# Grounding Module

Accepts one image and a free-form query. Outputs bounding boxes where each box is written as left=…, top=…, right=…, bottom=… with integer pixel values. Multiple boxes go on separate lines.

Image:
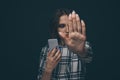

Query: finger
left=53, top=49, right=60, bottom=60
left=56, top=50, right=61, bottom=61
left=72, top=10, right=77, bottom=32
left=56, top=56, right=61, bottom=63
left=47, top=48, right=54, bottom=56
left=76, top=14, right=82, bottom=33
left=66, top=24, right=69, bottom=33
left=81, top=20, right=86, bottom=36
left=50, top=48, right=57, bottom=57
left=68, top=13, right=72, bottom=32
left=47, top=51, right=51, bottom=57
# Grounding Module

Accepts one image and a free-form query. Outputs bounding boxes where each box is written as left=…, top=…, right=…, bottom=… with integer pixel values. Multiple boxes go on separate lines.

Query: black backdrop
left=1, top=0, right=120, bottom=80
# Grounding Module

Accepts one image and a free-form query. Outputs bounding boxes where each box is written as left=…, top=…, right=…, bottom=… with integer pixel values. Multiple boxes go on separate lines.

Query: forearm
left=41, top=70, right=52, bottom=80
left=78, top=41, right=93, bottom=63
left=77, top=41, right=92, bottom=57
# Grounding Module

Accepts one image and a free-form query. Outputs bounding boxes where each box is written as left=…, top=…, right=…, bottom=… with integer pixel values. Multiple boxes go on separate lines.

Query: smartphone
left=48, top=39, right=58, bottom=51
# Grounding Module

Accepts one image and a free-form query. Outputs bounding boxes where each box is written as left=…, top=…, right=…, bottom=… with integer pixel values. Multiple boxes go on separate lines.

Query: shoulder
left=41, top=44, right=48, bottom=51
left=40, top=44, right=49, bottom=56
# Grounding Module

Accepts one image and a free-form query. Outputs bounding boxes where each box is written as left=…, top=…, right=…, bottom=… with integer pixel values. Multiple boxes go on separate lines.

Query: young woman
left=37, top=9, right=93, bottom=80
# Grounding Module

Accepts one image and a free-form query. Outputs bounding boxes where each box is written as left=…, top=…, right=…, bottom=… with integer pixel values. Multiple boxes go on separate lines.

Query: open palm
left=59, top=11, right=86, bottom=53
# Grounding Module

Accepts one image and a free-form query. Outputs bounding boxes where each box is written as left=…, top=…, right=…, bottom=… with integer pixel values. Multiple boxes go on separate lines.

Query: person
left=37, top=9, right=93, bottom=80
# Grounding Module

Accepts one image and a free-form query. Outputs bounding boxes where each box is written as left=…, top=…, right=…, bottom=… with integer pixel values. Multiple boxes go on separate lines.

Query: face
left=58, top=15, right=69, bottom=33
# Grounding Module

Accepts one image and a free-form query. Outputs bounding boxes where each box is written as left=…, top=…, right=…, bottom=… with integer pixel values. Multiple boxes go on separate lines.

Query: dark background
left=1, top=0, right=120, bottom=80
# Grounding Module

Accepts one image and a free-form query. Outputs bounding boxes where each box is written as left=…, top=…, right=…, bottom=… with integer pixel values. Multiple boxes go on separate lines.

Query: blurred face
left=58, top=15, right=69, bottom=34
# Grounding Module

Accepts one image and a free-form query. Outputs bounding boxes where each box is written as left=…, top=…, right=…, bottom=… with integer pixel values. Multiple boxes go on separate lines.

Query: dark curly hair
left=49, top=8, right=71, bottom=44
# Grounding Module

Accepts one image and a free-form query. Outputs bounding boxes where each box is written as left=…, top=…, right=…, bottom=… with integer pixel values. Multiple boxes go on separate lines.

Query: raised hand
left=59, top=11, right=86, bottom=54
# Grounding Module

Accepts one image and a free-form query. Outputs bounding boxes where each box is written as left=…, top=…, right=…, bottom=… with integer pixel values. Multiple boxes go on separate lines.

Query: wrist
left=76, top=45, right=85, bottom=53
left=76, top=47, right=87, bottom=57
left=45, top=68, right=53, bottom=74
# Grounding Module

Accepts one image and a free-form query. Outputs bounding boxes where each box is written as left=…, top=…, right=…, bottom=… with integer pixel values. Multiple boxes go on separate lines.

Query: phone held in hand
left=48, top=39, right=59, bottom=51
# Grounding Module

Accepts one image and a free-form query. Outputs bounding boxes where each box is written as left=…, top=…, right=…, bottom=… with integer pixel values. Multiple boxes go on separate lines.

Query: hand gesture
left=59, top=11, right=86, bottom=53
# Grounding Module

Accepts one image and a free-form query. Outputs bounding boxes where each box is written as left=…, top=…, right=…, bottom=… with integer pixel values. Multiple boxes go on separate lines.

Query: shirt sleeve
left=81, top=41, right=93, bottom=63
left=37, top=46, right=48, bottom=80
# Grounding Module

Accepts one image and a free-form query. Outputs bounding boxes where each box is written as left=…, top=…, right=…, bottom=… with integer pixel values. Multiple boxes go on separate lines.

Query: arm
left=41, top=70, right=52, bottom=80
left=37, top=47, right=52, bottom=80
left=77, top=41, right=93, bottom=63
left=37, top=47, right=61, bottom=80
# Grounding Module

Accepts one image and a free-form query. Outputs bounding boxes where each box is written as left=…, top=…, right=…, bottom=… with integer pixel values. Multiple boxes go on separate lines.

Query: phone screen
left=48, top=39, right=58, bottom=51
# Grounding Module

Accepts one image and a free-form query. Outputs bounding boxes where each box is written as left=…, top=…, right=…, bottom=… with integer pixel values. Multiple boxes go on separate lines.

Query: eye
left=58, top=24, right=66, bottom=28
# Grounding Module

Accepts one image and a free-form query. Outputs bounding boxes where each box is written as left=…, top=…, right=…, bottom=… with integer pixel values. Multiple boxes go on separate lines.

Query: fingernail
left=76, top=14, right=78, bottom=17
left=72, top=10, right=75, bottom=14
left=81, top=20, right=84, bottom=23
left=56, top=46, right=58, bottom=49
left=69, top=13, right=71, bottom=16
left=58, top=32, right=61, bottom=34
left=57, top=46, right=61, bottom=52
left=69, top=13, right=72, bottom=20
left=76, top=14, right=79, bottom=20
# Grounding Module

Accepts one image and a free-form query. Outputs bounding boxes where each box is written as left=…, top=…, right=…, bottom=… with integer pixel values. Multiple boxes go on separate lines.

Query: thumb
left=58, top=32, right=68, bottom=41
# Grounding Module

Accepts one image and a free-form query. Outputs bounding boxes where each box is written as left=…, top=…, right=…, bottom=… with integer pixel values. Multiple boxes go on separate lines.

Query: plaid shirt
left=37, top=41, right=93, bottom=80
